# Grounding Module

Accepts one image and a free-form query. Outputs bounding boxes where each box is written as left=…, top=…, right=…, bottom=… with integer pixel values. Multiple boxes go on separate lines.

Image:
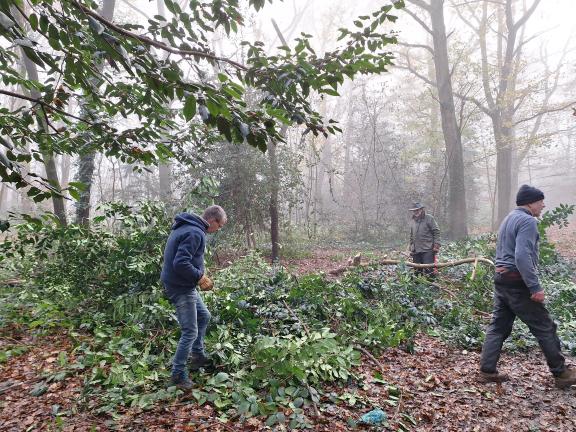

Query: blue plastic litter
left=359, top=408, right=387, bottom=425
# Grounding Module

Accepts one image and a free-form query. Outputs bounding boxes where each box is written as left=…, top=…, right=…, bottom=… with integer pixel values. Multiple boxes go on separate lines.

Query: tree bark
left=428, top=0, right=468, bottom=239
left=75, top=0, right=116, bottom=226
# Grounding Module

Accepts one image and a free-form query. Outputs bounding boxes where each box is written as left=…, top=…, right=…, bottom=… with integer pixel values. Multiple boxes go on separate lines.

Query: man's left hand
left=198, top=275, right=214, bottom=291
left=433, top=244, right=440, bottom=253
left=531, top=291, right=545, bottom=303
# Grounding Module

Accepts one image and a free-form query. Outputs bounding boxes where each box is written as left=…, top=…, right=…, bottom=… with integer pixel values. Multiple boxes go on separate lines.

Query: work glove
left=433, top=244, right=441, bottom=253
left=198, top=275, right=214, bottom=291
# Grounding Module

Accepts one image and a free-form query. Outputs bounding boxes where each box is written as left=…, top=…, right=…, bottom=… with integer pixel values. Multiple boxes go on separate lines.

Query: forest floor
left=2, top=226, right=576, bottom=431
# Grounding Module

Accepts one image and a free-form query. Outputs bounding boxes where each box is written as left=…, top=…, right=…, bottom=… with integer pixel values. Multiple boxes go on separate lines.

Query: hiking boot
left=189, top=352, right=214, bottom=371
left=555, top=368, right=576, bottom=389
left=478, top=371, right=510, bottom=384
left=170, top=373, right=193, bottom=390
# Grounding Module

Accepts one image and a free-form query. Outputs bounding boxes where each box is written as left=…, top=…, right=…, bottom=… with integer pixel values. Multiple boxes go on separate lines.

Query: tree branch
left=0, top=89, right=96, bottom=125
left=70, top=0, right=248, bottom=71
left=514, top=102, right=575, bottom=126
left=406, top=0, right=431, bottom=12
left=514, top=0, right=541, bottom=31
left=453, top=90, right=492, bottom=117
left=397, top=41, right=434, bottom=55
left=395, top=58, right=436, bottom=87
left=402, top=7, right=433, bottom=34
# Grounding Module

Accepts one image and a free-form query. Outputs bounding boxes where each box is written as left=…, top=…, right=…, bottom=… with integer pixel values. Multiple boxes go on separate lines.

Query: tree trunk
left=268, top=139, right=280, bottom=262
left=12, top=4, right=67, bottom=224
left=158, top=163, right=172, bottom=203
left=494, top=117, right=515, bottom=223
left=20, top=53, right=67, bottom=225
left=429, top=0, right=468, bottom=239
left=75, top=0, right=116, bottom=226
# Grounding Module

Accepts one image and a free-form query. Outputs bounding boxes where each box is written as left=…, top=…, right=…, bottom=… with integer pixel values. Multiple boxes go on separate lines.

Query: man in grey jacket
left=479, top=185, right=576, bottom=388
left=408, top=202, right=441, bottom=278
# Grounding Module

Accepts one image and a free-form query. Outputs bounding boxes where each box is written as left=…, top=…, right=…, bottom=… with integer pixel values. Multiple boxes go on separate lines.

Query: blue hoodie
left=160, top=212, right=209, bottom=297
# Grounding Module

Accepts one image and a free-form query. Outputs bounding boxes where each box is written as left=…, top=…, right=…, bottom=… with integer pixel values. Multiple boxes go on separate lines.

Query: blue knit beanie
left=516, top=185, right=544, bottom=206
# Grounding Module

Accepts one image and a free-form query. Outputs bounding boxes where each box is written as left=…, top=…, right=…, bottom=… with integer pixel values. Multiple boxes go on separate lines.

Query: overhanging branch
left=0, top=89, right=96, bottom=125
left=70, top=0, right=248, bottom=71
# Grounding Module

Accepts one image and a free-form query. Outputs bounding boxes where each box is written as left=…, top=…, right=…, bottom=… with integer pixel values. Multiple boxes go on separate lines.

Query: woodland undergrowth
left=1, top=202, right=575, bottom=429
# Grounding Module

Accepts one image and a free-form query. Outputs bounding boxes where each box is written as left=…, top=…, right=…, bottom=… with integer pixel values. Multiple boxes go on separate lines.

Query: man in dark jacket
left=161, top=205, right=227, bottom=389
left=479, top=185, right=576, bottom=388
left=408, top=202, right=441, bottom=277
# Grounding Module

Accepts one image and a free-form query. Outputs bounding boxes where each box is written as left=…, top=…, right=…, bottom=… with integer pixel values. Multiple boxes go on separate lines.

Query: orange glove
left=198, top=275, right=214, bottom=291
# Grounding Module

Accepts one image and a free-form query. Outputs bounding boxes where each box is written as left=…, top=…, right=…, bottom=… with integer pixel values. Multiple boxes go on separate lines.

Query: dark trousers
left=412, top=251, right=436, bottom=277
left=480, top=273, right=565, bottom=376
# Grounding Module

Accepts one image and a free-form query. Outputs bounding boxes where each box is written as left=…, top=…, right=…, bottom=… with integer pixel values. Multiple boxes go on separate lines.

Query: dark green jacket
left=409, top=213, right=440, bottom=253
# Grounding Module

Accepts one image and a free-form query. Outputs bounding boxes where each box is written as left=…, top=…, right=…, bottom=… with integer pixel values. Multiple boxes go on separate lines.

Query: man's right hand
left=531, top=291, right=545, bottom=303
left=198, top=275, right=214, bottom=291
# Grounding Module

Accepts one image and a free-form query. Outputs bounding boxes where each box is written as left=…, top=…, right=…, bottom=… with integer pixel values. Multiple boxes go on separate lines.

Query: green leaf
left=29, top=13, right=38, bottom=31
left=183, top=95, right=197, bottom=121
left=69, top=188, right=80, bottom=201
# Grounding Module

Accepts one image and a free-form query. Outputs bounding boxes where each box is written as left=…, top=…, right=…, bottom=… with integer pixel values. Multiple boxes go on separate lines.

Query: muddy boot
left=478, top=371, right=510, bottom=384
left=189, top=352, right=214, bottom=372
left=170, top=373, right=193, bottom=390
left=555, top=368, right=576, bottom=389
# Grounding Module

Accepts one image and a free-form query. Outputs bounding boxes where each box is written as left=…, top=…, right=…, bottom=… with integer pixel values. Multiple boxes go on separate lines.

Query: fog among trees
left=1, top=0, right=575, bottom=249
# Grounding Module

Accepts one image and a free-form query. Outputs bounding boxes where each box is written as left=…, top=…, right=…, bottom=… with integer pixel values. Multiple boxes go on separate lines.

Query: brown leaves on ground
left=2, top=329, right=576, bottom=431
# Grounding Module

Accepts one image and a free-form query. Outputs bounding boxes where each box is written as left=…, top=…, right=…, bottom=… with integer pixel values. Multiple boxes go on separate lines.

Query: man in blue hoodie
left=161, top=205, right=227, bottom=389
left=479, top=185, right=576, bottom=389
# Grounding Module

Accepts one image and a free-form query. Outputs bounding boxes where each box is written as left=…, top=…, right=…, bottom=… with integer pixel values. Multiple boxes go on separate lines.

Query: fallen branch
left=329, top=255, right=494, bottom=275
left=378, top=257, right=494, bottom=269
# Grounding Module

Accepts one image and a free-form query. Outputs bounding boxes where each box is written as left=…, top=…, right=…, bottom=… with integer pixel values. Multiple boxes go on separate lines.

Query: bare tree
left=402, top=0, right=468, bottom=239
left=453, top=0, right=544, bottom=224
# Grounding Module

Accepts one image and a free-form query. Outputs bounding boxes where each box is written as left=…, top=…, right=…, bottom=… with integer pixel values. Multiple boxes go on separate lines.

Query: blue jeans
left=169, top=290, right=211, bottom=377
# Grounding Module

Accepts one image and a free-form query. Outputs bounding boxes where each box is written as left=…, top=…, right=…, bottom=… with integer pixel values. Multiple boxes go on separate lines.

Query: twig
left=355, top=345, right=385, bottom=376
left=0, top=382, right=24, bottom=395
left=389, top=388, right=404, bottom=425
left=0, top=89, right=96, bottom=125
left=196, top=420, right=236, bottom=432
left=354, top=345, right=405, bottom=425
left=304, top=382, right=321, bottom=418
left=429, top=282, right=458, bottom=299
left=282, top=299, right=311, bottom=337
left=0, top=376, right=44, bottom=395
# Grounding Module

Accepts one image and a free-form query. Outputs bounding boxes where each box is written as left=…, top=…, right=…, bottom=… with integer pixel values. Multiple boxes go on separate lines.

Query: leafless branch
left=402, top=7, right=433, bottom=34
left=397, top=41, right=434, bottom=55
left=514, top=102, right=575, bottom=126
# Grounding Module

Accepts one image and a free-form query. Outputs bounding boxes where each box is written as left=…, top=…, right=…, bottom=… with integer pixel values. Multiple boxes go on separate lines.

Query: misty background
left=1, top=0, right=575, bottom=253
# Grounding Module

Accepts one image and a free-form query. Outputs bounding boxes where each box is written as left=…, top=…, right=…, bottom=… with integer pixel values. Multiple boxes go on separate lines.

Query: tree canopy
left=0, top=0, right=403, bottom=205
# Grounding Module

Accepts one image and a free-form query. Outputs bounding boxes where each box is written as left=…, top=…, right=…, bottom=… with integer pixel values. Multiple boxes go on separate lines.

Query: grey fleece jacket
left=495, top=207, right=542, bottom=294
left=409, top=212, right=441, bottom=253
